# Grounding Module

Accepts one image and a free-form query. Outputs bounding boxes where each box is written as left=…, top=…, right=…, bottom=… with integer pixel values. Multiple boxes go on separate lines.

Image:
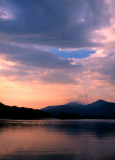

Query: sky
left=0, top=0, right=115, bottom=108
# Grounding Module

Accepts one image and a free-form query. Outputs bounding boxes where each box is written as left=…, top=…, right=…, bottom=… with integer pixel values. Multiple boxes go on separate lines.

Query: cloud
left=0, top=41, right=81, bottom=85
left=41, top=71, right=77, bottom=84
left=0, top=42, right=80, bottom=70
left=96, top=55, right=115, bottom=84
left=75, top=53, right=115, bottom=86
left=0, top=0, right=18, bottom=20
left=0, top=0, right=111, bottom=48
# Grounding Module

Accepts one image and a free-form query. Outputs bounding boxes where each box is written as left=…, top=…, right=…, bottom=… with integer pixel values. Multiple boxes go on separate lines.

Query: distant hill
left=0, top=102, right=52, bottom=119
left=41, top=100, right=115, bottom=119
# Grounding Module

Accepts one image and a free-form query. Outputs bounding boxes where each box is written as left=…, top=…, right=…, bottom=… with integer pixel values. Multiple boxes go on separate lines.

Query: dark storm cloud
left=0, top=0, right=110, bottom=48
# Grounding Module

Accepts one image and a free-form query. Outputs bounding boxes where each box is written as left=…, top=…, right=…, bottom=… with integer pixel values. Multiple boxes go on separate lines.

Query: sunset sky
left=0, top=0, right=115, bottom=108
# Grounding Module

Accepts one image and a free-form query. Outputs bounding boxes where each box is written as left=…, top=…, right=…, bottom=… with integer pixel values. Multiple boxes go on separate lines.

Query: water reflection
left=0, top=119, right=115, bottom=160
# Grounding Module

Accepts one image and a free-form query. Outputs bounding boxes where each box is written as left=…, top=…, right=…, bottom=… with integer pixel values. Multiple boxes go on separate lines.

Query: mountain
left=41, top=102, right=84, bottom=116
left=0, top=102, right=52, bottom=119
left=41, top=100, right=115, bottom=119
left=1, top=99, right=115, bottom=119
left=89, top=99, right=107, bottom=107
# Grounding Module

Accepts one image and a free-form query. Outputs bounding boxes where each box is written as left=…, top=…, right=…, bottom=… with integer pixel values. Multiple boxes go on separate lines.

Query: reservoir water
left=0, top=119, right=115, bottom=160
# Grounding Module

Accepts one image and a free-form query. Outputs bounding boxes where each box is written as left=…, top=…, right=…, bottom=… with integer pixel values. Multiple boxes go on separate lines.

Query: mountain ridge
left=0, top=99, right=115, bottom=119
left=41, top=99, right=115, bottom=119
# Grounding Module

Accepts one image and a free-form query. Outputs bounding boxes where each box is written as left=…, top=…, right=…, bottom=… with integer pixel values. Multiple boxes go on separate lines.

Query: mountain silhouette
left=41, top=100, right=115, bottom=119
left=89, top=99, right=107, bottom=107
left=0, top=102, right=52, bottom=119
left=0, top=99, right=115, bottom=119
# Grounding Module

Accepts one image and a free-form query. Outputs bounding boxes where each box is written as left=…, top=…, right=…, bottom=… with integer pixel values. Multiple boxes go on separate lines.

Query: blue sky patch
left=51, top=48, right=96, bottom=59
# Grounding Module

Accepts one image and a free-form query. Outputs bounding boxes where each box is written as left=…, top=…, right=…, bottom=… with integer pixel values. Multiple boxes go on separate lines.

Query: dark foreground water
left=0, top=119, right=115, bottom=160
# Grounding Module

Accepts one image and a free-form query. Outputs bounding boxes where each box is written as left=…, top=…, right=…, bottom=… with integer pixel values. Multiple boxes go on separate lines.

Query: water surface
left=0, top=119, right=115, bottom=160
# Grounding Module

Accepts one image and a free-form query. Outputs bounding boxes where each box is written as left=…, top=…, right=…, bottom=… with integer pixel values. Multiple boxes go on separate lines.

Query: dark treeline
left=0, top=102, right=52, bottom=119
left=57, top=112, right=80, bottom=119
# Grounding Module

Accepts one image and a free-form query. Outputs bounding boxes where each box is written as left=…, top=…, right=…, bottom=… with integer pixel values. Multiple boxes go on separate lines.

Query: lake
left=0, top=119, right=115, bottom=160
